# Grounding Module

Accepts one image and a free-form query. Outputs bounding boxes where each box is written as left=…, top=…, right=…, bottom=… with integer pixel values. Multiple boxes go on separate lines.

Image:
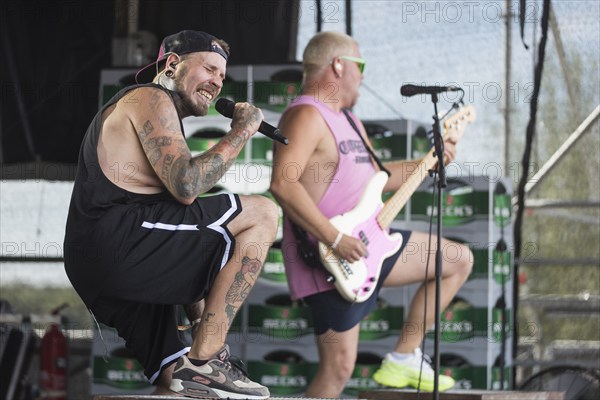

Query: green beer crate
left=246, top=136, right=273, bottom=164
left=422, top=337, right=512, bottom=369
left=342, top=352, right=385, bottom=395
left=470, top=247, right=512, bottom=284
left=381, top=191, right=408, bottom=221
left=186, top=133, right=222, bottom=154
left=206, top=82, right=248, bottom=115
left=260, top=244, right=287, bottom=284
left=252, top=81, right=301, bottom=113
left=440, top=365, right=512, bottom=390
left=371, top=134, right=408, bottom=161
left=426, top=299, right=511, bottom=342
left=411, top=133, right=434, bottom=158
left=411, top=180, right=487, bottom=226
left=247, top=294, right=313, bottom=340
left=363, top=119, right=431, bottom=160
left=247, top=348, right=312, bottom=395
left=430, top=238, right=512, bottom=284
left=186, top=134, right=272, bottom=164
left=91, top=326, right=153, bottom=395
left=359, top=304, right=403, bottom=341
left=409, top=178, right=512, bottom=227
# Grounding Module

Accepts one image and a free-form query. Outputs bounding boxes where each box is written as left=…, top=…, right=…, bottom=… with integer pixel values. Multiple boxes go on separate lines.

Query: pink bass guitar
left=318, top=105, right=476, bottom=302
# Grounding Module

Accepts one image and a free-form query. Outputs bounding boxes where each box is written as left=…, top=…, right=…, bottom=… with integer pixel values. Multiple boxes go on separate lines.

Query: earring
left=165, top=69, right=174, bottom=78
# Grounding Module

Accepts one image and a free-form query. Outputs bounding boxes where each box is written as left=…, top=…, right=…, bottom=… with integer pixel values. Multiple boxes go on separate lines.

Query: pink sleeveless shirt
left=280, top=95, right=376, bottom=300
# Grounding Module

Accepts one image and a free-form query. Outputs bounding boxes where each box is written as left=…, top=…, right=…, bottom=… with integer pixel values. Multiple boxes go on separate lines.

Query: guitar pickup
left=358, top=231, right=370, bottom=258
left=359, top=230, right=370, bottom=246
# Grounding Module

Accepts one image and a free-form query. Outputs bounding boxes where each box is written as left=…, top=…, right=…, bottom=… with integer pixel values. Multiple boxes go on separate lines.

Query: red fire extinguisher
left=40, top=308, right=68, bottom=400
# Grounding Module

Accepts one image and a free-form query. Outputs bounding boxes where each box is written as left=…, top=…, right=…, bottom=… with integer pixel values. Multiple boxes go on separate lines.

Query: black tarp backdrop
left=0, top=0, right=299, bottom=165
left=1, top=1, right=114, bottom=164
left=138, top=1, right=299, bottom=66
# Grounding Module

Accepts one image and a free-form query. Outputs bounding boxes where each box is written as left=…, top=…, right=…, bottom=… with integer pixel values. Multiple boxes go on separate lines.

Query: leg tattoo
left=224, top=256, right=261, bottom=324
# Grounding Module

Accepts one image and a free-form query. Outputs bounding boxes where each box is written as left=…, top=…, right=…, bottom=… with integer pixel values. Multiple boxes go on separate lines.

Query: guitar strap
left=342, top=108, right=391, bottom=177
left=290, top=222, right=325, bottom=270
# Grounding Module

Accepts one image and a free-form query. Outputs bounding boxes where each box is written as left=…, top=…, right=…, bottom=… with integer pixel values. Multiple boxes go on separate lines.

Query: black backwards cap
left=135, top=30, right=229, bottom=84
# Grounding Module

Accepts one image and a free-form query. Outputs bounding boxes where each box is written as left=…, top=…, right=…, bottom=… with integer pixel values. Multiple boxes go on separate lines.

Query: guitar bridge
left=339, top=258, right=353, bottom=277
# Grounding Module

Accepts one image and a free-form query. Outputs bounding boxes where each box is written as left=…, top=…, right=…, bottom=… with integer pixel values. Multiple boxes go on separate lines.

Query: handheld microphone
left=215, top=98, right=289, bottom=145
left=400, top=84, right=462, bottom=97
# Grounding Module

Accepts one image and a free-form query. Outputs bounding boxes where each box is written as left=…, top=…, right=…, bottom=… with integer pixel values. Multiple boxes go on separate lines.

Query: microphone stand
left=429, top=92, right=446, bottom=400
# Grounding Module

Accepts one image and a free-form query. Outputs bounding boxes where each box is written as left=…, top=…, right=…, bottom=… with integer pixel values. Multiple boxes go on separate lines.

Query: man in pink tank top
left=270, top=31, right=473, bottom=396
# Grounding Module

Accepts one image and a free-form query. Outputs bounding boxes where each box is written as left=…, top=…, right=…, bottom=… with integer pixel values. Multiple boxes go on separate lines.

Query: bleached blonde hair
left=302, top=31, right=357, bottom=82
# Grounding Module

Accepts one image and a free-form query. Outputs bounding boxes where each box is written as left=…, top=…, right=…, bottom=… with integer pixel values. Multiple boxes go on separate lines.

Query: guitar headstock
left=443, top=105, right=476, bottom=142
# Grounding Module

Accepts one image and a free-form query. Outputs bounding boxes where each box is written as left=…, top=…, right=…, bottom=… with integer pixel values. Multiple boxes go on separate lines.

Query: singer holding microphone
left=269, top=31, right=473, bottom=397
left=64, top=30, right=274, bottom=399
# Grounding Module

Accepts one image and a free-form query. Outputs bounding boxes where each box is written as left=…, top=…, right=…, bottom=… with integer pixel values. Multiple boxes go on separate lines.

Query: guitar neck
left=376, top=148, right=439, bottom=229
left=375, top=105, right=475, bottom=230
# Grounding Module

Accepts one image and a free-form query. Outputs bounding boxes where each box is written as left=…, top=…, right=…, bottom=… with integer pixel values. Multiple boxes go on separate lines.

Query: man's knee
left=250, top=195, right=280, bottom=232
left=322, top=347, right=356, bottom=384
left=455, top=244, right=474, bottom=279
left=444, top=241, right=474, bottom=277
left=338, top=354, right=357, bottom=382
left=262, top=195, right=280, bottom=223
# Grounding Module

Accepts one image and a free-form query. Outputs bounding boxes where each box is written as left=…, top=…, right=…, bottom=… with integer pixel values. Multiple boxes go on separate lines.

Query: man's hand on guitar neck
left=443, top=138, right=458, bottom=164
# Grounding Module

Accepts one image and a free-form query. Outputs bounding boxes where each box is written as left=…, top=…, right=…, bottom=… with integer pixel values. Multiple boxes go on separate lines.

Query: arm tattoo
left=147, top=90, right=180, bottom=132
left=200, top=153, right=231, bottom=188
left=138, top=120, right=154, bottom=139
left=223, top=131, right=246, bottom=150
left=148, top=90, right=161, bottom=109
left=143, top=136, right=173, bottom=166
left=148, top=149, right=161, bottom=166
left=224, top=256, right=261, bottom=324
left=169, top=156, right=201, bottom=199
left=205, top=312, right=216, bottom=322
left=157, top=122, right=248, bottom=198
left=160, top=153, right=175, bottom=182
left=168, top=152, right=235, bottom=198
left=159, top=115, right=181, bottom=133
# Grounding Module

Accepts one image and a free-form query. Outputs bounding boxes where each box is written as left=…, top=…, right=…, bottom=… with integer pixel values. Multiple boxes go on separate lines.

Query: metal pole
left=524, top=105, right=600, bottom=194
left=345, top=0, right=352, bottom=36
left=504, top=0, right=513, bottom=173
left=549, top=3, right=579, bottom=119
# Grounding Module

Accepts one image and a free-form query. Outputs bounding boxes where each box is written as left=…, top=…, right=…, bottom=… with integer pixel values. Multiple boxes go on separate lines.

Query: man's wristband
left=331, top=231, right=344, bottom=250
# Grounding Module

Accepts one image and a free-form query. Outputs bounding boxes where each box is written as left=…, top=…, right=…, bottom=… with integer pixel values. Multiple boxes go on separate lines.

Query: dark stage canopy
left=0, top=0, right=299, bottom=164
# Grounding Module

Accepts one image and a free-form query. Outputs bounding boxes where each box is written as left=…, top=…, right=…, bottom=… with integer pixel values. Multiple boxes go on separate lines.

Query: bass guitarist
left=270, top=31, right=473, bottom=397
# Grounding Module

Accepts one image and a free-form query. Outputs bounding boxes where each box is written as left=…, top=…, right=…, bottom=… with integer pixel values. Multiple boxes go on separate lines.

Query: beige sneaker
left=169, top=345, right=269, bottom=399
